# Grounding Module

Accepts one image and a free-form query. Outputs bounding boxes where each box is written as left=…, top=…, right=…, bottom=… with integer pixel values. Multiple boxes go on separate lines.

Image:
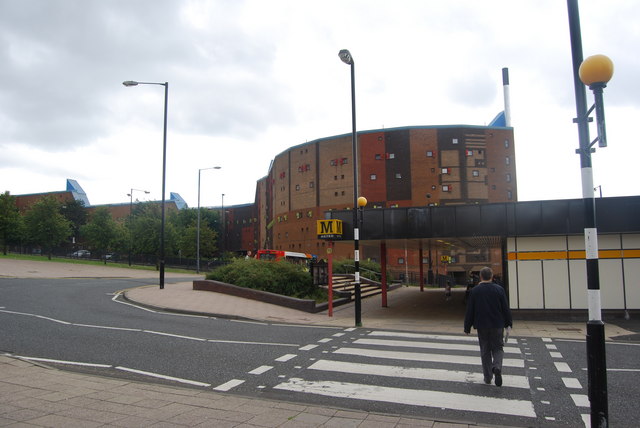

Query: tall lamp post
left=567, top=3, right=614, bottom=425
left=123, top=80, right=169, bottom=289
left=579, top=53, right=614, bottom=428
left=338, top=48, right=365, bottom=327
left=127, top=188, right=149, bottom=266
left=197, top=166, right=221, bottom=273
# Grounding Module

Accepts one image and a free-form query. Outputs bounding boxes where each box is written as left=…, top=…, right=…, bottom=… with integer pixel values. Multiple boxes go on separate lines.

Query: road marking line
left=562, top=377, right=582, bottom=389
left=334, top=347, right=524, bottom=368
left=213, top=379, right=245, bottom=391
left=308, top=359, right=530, bottom=389
left=554, top=362, right=572, bottom=373
left=248, top=365, right=273, bottom=375
left=115, top=366, right=211, bottom=387
left=369, top=331, right=477, bottom=342
left=332, top=333, right=345, bottom=337
left=144, top=330, right=207, bottom=341
left=542, top=338, right=552, bottom=342
left=17, top=356, right=112, bottom=368
left=545, top=344, right=558, bottom=350
left=299, top=344, right=318, bottom=351
left=582, top=414, right=590, bottom=427
left=571, top=394, right=589, bottom=407
left=207, top=339, right=298, bottom=347
left=549, top=352, right=563, bottom=359
left=354, top=338, right=521, bottom=354
left=318, top=338, right=332, bottom=343
left=274, top=378, right=536, bottom=418
left=275, top=354, right=297, bottom=362
left=74, top=324, right=141, bottom=332
left=344, top=327, right=356, bottom=332
left=0, top=309, right=71, bottom=325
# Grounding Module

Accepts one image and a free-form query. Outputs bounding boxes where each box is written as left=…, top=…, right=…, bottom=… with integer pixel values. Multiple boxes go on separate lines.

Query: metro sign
left=317, top=219, right=343, bottom=240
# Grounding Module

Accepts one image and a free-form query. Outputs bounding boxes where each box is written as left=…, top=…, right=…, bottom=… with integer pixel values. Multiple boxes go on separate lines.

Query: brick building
left=224, top=120, right=516, bottom=278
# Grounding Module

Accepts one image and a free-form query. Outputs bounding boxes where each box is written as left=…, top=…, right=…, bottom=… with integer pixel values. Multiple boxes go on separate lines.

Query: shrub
left=207, top=258, right=323, bottom=300
left=332, top=258, right=382, bottom=281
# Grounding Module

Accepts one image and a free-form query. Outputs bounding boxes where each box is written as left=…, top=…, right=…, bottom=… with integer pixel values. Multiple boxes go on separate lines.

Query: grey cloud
left=0, top=0, right=291, bottom=151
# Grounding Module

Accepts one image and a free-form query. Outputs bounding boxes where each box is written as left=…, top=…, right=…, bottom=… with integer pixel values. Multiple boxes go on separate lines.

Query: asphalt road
left=2, top=276, right=638, bottom=427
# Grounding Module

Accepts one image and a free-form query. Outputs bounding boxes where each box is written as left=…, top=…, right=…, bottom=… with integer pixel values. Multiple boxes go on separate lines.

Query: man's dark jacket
left=464, top=281, right=513, bottom=333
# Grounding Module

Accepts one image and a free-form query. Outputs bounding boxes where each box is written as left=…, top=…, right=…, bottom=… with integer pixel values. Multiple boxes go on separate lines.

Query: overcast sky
left=1, top=0, right=638, bottom=208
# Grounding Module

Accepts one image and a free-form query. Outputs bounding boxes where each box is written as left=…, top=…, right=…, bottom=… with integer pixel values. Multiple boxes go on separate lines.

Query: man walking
left=464, top=266, right=512, bottom=386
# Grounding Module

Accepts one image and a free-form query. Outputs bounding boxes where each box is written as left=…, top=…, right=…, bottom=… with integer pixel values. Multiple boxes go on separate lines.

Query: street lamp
left=127, top=188, right=149, bottom=266
left=567, top=4, right=613, bottom=425
left=123, top=80, right=169, bottom=289
left=197, top=166, right=221, bottom=273
left=338, top=48, right=364, bottom=327
left=579, top=53, right=614, bottom=427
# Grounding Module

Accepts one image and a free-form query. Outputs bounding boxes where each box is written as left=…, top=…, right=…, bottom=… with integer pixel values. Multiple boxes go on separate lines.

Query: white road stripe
left=208, top=339, right=298, bottom=347
left=213, top=379, right=245, bottom=391
left=318, top=338, right=332, bottom=343
left=571, top=394, right=589, bottom=407
left=545, top=344, right=558, bottom=350
left=115, top=366, right=211, bottom=387
left=369, top=331, right=477, bottom=342
left=248, top=365, right=273, bottom=375
left=73, top=324, right=141, bottom=332
left=18, top=356, right=111, bottom=368
left=274, top=378, right=536, bottom=418
left=145, top=330, right=207, bottom=341
left=335, top=347, right=525, bottom=368
left=555, top=362, right=572, bottom=373
left=308, top=359, right=530, bottom=389
left=275, top=354, right=297, bottom=362
left=550, top=352, right=563, bottom=359
left=354, top=338, right=521, bottom=355
left=562, top=377, right=582, bottom=389
left=299, top=344, right=318, bottom=351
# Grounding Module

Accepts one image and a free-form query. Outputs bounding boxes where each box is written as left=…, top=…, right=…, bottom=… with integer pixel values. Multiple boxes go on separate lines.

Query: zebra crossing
left=246, top=328, right=539, bottom=424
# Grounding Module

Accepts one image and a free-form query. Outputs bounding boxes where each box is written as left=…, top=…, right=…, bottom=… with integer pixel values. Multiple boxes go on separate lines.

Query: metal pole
left=197, top=169, right=202, bottom=273
left=567, top=1, right=608, bottom=425
left=129, top=191, right=133, bottom=266
left=349, top=59, right=362, bottom=327
left=159, top=82, right=168, bottom=289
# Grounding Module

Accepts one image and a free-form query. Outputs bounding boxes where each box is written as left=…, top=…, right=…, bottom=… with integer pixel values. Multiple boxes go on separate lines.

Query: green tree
left=80, top=207, right=118, bottom=264
left=130, top=203, right=177, bottom=266
left=177, top=224, right=218, bottom=259
left=24, top=195, right=72, bottom=260
left=0, top=192, right=24, bottom=255
left=60, top=198, right=87, bottom=244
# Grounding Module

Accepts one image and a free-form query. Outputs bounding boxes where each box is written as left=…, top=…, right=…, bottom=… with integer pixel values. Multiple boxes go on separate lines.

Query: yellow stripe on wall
left=508, top=249, right=638, bottom=261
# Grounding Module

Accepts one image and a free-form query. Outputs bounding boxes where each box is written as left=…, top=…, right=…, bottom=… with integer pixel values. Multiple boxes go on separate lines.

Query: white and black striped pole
left=567, top=1, right=613, bottom=426
left=502, top=67, right=512, bottom=127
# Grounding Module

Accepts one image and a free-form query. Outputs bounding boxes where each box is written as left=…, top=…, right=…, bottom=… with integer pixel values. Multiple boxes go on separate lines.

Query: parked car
left=72, top=250, right=91, bottom=258
left=103, top=252, right=118, bottom=261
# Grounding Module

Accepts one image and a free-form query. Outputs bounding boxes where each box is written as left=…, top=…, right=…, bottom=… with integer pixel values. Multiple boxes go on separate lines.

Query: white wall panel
left=622, top=234, right=640, bottom=249
left=516, top=236, right=567, bottom=252
left=623, top=259, right=640, bottom=310
left=508, top=260, right=519, bottom=309
left=568, top=235, right=585, bottom=250
left=599, top=259, right=624, bottom=309
left=569, top=260, right=588, bottom=309
left=517, top=261, right=544, bottom=309
left=543, top=260, right=570, bottom=309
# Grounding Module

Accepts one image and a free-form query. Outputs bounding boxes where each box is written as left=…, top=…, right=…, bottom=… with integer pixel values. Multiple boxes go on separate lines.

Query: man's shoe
left=484, top=377, right=492, bottom=384
left=493, top=367, right=502, bottom=387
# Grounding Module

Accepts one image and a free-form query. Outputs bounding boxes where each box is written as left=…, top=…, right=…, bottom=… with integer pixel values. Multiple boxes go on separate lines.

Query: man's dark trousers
left=477, top=328, right=504, bottom=382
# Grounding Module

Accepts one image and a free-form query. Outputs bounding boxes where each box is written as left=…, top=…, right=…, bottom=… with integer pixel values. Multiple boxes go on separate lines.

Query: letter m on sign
left=317, top=220, right=343, bottom=240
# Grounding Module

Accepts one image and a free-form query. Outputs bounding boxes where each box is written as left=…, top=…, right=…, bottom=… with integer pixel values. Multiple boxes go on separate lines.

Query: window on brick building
left=375, top=154, right=382, bottom=160
left=398, top=257, right=405, bottom=264
left=295, top=184, right=300, bottom=191
left=452, top=138, right=458, bottom=144
left=506, top=173, right=512, bottom=182
left=395, top=173, right=402, bottom=179
left=472, top=170, right=480, bottom=177
left=370, top=174, right=377, bottom=180
left=426, top=151, right=434, bottom=157
left=504, top=139, right=510, bottom=148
